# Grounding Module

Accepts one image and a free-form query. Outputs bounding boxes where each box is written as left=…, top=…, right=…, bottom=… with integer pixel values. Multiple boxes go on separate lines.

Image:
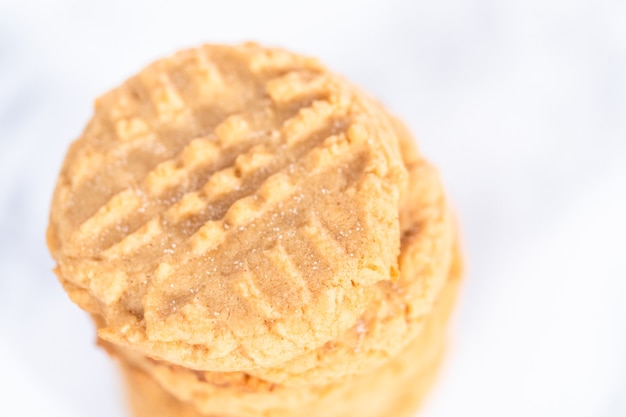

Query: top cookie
left=47, top=43, right=407, bottom=371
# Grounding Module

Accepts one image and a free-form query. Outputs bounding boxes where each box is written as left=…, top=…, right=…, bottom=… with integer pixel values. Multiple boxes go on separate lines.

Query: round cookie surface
left=48, top=43, right=407, bottom=371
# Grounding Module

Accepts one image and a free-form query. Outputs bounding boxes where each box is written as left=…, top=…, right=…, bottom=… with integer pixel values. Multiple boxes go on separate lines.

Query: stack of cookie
left=47, top=43, right=461, bottom=417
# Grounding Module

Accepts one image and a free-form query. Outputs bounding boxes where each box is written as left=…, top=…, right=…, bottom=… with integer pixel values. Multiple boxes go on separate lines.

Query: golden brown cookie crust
left=48, top=43, right=409, bottom=371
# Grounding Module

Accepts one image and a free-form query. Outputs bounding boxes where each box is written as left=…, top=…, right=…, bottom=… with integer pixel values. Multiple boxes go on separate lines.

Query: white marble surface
left=1, top=0, right=625, bottom=416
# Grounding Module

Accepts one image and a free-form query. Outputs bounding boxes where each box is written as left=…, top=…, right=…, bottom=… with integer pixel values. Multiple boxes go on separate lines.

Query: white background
left=0, top=0, right=625, bottom=416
